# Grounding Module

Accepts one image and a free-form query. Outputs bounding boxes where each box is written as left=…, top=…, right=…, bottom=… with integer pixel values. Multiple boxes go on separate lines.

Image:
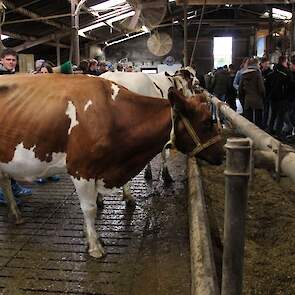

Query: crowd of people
left=207, top=55, right=295, bottom=141
left=74, top=59, right=133, bottom=75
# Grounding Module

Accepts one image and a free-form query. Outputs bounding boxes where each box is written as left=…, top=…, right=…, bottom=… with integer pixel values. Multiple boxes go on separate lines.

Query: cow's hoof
left=97, top=200, right=104, bottom=209
left=144, top=168, right=152, bottom=180
left=125, top=198, right=136, bottom=208
left=15, top=217, right=25, bottom=225
left=89, top=247, right=106, bottom=258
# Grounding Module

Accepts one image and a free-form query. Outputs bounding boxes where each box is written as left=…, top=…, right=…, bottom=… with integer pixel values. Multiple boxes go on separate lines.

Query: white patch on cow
left=84, top=100, right=93, bottom=112
left=66, top=101, right=79, bottom=134
left=71, top=176, right=119, bottom=196
left=0, top=143, right=67, bottom=182
left=111, top=83, right=120, bottom=101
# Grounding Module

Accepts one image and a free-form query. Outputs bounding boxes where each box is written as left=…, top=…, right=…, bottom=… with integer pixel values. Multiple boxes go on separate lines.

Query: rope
left=189, top=0, right=206, bottom=67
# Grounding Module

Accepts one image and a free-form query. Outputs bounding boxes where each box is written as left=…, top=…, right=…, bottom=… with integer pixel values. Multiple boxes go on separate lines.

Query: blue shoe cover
left=11, top=182, right=32, bottom=197
left=48, top=175, right=60, bottom=182
left=0, top=189, right=22, bottom=205
left=35, top=178, right=48, bottom=184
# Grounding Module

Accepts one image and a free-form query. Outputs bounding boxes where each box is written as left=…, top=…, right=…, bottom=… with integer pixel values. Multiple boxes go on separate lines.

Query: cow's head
left=168, top=89, right=224, bottom=165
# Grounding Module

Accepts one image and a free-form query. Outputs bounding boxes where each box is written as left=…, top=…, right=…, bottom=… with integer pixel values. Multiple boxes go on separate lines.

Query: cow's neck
left=111, top=97, right=172, bottom=186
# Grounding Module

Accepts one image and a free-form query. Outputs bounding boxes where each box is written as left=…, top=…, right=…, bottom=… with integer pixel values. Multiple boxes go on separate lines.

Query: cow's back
left=100, top=72, right=161, bottom=98
left=0, top=74, right=111, bottom=164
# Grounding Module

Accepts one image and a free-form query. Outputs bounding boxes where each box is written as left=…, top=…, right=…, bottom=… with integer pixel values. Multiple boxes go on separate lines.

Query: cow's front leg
left=71, top=177, right=105, bottom=258
left=0, top=175, right=24, bottom=224
left=97, top=192, right=104, bottom=208
left=122, top=182, right=135, bottom=207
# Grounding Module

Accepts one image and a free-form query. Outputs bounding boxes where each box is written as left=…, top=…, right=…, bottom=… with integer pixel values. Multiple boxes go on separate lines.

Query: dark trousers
left=269, top=100, right=286, bottom=136
left=226, top=97, right=237, bottom=111
left=244, top=108, right=263, bottom=128
left=262, top=100, right=270, bottom=129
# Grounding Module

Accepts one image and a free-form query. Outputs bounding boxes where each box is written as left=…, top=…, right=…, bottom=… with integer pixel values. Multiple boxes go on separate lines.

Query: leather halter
left=163, top=108, right=221, bottom=157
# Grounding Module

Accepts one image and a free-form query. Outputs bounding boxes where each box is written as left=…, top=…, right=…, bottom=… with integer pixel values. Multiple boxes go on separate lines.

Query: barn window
left=213, top=37, right=232, bottom=69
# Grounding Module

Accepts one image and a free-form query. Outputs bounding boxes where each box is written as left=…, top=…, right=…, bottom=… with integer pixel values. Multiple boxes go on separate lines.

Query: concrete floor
left=0, top=153, right=191, bottom=295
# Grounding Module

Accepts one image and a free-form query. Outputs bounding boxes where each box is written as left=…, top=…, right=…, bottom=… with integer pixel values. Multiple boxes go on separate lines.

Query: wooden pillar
left=268, top=6, right=273, bottom=58
left=183, top=1, right=188, bottom=67
left=56, top=37, right=61, bottom=66
left=291, top=4, right=295, bottom=55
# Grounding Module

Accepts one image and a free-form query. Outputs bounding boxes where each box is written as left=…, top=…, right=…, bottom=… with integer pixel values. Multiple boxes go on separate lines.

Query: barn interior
left=0, top=1, right=295, bottom=295
left=1, top=0, right=294, bottom=74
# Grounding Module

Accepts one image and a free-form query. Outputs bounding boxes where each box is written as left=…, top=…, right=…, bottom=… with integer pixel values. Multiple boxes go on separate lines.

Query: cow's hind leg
left=161, top=150, right=173, bottom=184
left=0, top=175, right=24, bottom=224
left=71, top=177, right=105, bottom=258
left=122, top=182, right=135, bottom=207
left=144, top=162, right=152, bottom=180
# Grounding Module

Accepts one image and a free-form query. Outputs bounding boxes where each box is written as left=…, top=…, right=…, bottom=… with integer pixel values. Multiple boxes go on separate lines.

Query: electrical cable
left=189, top=0, right=206, bottom=67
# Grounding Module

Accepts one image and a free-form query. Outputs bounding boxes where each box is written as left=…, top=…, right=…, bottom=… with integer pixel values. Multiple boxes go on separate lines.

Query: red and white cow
left=0, top=74, right=223, bottom=258
left=100, top=67, right=199, bottom=200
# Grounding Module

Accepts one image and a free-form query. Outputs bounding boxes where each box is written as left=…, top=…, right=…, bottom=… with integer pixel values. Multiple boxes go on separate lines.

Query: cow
left=0, top=74, right=223, bottom=258
left=100, top=67, right=199, bottom=200
left=101, top=66, right=199, bottom=99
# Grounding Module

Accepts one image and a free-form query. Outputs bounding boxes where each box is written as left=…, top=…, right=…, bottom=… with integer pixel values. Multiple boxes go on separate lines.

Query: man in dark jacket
left=284, top=56, right=295, bottom=138
left=239, top=57, right=265, bottom=128
left=260, top=57, right=273, bottom=129
left=267, top=55, right=289, bottom=137
left=210, top=66, right=230, bottom=101
left=0, top=48, right=32, bottom=204
left=226, top=64, right=237, bottom=111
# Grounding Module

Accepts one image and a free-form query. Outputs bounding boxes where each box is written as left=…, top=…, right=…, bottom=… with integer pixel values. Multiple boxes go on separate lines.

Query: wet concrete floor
left=0, top=153, right=190, bottom=295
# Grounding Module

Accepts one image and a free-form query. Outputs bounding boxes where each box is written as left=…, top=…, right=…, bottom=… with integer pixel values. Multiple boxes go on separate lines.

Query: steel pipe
left=221, top=138, right=251, bottom=295
left=207, top=92, right=295, bottom=184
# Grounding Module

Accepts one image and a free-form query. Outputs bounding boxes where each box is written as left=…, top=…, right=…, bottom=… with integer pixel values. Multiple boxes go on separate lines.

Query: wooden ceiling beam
left=176, top=0, right=295, bottom=4
left=2, top=31, right=70, bottom=49
left=13, top=32, right=70, bottom=52
left=4, top=1, right=69, bottom=31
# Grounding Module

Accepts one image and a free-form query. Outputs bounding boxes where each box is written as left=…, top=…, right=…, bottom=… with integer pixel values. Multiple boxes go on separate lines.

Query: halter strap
left=179, top=113, right=221, bottom=157
left=163, top=109, right=221, bottom=157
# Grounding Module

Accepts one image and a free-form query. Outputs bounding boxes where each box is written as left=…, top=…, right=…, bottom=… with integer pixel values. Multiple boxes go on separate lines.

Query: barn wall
left=105, top=26, right=251, bottom=75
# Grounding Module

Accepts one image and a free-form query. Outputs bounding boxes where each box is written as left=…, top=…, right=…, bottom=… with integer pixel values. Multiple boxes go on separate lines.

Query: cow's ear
left=165, top=71, right=172, bottom=77
left=168, top=88, right=187, bottom=112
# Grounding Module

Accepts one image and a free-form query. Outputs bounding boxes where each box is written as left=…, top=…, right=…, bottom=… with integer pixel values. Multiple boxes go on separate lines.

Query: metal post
left=221, top=138, right=251, bottom=295
left=183, top=1, right=188, bottom=67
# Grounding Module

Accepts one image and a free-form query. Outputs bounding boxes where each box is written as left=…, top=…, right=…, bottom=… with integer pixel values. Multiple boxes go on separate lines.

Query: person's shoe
left=0, top=188, right=22, bottom=205
left=35, top=178, right=48, bottom=184
left=48, top=175, right=60, bottom=182
left=11, top=182, right=32, bottom=197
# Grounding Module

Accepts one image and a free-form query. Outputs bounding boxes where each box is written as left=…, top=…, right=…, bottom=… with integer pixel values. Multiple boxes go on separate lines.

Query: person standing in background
left=267, top=55, right=290, bottom=138
left=0, top=48, right=32, bottom=204
left=239, top=57, right=265, bottom=128
left=260, top=57, right=273, bottom=129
